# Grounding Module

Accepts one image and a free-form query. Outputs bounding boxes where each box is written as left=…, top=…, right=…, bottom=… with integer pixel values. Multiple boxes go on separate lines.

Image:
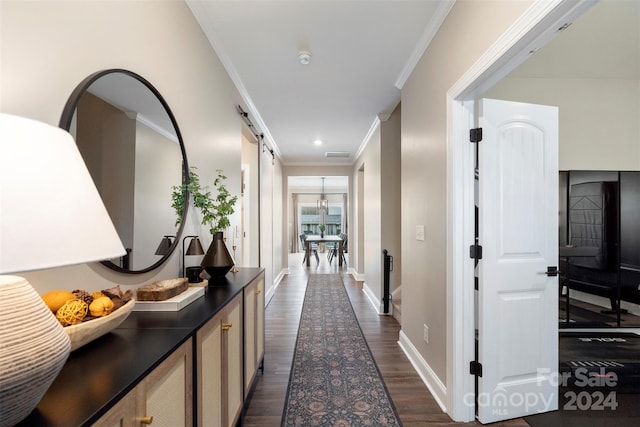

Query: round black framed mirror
left=60, top=69, right=189, bottom=274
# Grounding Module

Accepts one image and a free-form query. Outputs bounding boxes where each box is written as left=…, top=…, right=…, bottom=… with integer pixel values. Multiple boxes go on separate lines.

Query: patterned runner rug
left=281, top=274, right=402, bottom=426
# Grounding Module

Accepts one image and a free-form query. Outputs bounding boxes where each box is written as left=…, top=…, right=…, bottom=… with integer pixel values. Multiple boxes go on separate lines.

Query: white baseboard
left=398, top=330, right=448, bottom=413
left=362, top=282, right=382, bottom=314
left=274, top=269, right=287, bottom=287
left=266, top=268, right=288, bottom=307
left=361, top=281, right=393, bottom=316
left=351, top=270, right=365, bottom=281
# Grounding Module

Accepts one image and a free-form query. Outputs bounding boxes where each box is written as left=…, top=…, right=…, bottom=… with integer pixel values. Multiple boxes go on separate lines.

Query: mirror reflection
left=60, top=69, right=188, bottom=273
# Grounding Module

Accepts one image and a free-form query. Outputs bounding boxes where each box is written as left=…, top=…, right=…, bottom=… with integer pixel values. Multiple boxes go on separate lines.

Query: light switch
left=416, top=225, right=425, bottom=241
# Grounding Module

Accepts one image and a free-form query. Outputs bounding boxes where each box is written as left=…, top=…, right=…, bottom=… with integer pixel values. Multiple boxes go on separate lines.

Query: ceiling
left=186, top=1, right=638, bottom=168
left=187, top=0, right=450, bottom=166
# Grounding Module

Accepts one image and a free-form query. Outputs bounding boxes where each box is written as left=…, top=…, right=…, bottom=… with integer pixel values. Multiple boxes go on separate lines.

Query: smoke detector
left=298, top=51, right=312, bottom=65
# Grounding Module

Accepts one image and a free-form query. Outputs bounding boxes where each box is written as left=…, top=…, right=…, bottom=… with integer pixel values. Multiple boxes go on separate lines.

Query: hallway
left=242, top=253, right=528, bottom=426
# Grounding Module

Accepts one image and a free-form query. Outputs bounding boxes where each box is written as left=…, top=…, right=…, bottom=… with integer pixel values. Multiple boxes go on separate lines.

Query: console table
left=17, top=268, right=265, bottom=427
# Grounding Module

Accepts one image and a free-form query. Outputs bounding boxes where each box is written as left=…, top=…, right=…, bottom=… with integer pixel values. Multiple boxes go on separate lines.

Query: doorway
left=482, top=0, right=640, bottom=331
left=446, top=0, right=600, bottom=422
left=287, top=175, right=349, bottom=266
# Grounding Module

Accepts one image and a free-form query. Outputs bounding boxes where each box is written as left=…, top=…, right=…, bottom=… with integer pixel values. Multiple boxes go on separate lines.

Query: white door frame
left=445, top=0, right=597, bottom=421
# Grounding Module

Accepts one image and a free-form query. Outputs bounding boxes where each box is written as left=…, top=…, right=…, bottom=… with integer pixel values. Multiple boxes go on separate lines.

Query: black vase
left=201, top=231, right=234, bottom=279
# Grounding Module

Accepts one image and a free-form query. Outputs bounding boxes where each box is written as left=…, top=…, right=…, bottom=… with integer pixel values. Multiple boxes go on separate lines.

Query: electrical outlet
left=416, top=225, right=425, bottom=241
left=423, top=324, right=429, bottom=343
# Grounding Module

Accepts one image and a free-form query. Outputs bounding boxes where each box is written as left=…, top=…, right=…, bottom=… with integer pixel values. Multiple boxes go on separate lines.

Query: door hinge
left=470, top=128, right=483, bottom=143
left=470, top=361, right=483, bottom=377
left=469, top=244, right=483, bottom=260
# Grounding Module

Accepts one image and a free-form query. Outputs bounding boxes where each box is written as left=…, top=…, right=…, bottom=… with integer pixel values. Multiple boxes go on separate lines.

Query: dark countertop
left=17, top=268, right=264, bottom=427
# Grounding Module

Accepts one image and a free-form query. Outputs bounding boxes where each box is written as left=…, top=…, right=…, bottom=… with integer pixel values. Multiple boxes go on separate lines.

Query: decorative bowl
left=64, top=299, right=135, bottom=351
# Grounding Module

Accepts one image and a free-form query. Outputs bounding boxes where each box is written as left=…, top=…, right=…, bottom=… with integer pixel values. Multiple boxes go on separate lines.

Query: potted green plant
left=318, top=223, right=326, bottom=238
left=172, top=168, right=238, bottom=279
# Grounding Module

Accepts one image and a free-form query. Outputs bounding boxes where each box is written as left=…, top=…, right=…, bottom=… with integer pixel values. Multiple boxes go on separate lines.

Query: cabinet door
left=255, top=274, right=265, bottom=370
left=224, top=297, right=243, bottom=427
left=197, top=293, right=243, bottom=427
left=93, top=340, right=192, bottom=427
left=243, top=280, right=257, bottom=393
left=197, top=310, right=223, bottom=427
left=244, top=273, right=266, bottom=394
left=136, top=338, right=193, bottom=427
left=93, top=392, right=135, bottom=427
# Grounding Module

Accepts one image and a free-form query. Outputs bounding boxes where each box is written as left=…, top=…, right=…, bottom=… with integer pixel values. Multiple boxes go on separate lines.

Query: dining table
left=304, top=235, right=344, bottom=267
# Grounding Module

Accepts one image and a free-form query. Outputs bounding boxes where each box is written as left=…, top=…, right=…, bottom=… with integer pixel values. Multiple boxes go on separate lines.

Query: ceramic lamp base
left=0, top=276, right=71, bottom=426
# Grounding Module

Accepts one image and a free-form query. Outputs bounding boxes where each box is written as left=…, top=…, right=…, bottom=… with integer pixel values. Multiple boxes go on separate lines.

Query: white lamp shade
left=0, top=113, right=126, bottom=274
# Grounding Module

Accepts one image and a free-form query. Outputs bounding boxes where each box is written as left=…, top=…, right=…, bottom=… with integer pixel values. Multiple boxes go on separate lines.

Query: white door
left=477, top=98, right=559, bottom=423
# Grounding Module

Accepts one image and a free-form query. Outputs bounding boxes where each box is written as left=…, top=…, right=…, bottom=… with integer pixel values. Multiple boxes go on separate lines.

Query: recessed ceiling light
left=298, top=51, right=312, bottom=65
left=313, top=139, right=323, bottom=146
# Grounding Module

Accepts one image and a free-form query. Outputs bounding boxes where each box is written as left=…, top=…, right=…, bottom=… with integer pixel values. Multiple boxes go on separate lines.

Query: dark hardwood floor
left=242, top=252, right=528, bottom=426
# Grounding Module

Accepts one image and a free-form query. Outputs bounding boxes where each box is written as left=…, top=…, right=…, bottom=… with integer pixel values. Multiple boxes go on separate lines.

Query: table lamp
left=0, top=113, right=126, bottom=425
left=155, top=235, right=175, bottom=256
left=183, top=235, right=205, bottom=281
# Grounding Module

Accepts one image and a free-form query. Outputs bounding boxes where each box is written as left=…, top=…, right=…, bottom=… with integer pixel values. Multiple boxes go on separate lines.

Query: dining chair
left=328, top=233, right=347, bottom=264
left=300, top=234, right=319, bottom=264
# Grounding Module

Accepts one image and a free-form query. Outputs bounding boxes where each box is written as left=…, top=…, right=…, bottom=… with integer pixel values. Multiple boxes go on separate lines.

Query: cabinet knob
left=137, top=416, right=153, bottom=424
left=255, top=289, right=262, bottom=295
left=222, top=322, right=232, bottom=330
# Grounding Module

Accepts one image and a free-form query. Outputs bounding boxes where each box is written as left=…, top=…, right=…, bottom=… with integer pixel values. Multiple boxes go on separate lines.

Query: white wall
left=260, top=143, right=282, bottom=302
left=1, top=0, right=245, bottom=293
left=273, top=159, right=284, bottom=289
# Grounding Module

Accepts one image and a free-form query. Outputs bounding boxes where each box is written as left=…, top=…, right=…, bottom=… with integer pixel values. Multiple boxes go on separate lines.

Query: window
left=299, top=203, right=343, bottom=235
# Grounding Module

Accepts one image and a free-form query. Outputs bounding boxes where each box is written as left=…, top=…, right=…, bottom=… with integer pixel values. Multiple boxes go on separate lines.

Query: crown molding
left=186, top=1, right=281, bottom=158
left=395, top=0, right=456, bottom=90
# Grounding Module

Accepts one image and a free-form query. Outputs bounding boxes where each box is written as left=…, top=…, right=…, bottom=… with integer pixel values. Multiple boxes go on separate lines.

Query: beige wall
left=485, top=77, right=640, bottom=170
left=354, top=126, right=382, bottom=301
left=350, top=108, right=403, bottom=310
left=401, top=0, right=534, bottom=385
left=1, top=0, right=246, bottom=293
left=380, top=105, right=402, bottom=298
left=134, top=122, right=181, bottom=271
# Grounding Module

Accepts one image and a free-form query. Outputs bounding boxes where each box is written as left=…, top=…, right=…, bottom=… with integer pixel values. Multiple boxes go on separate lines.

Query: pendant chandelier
left=317, top=177, right=328, bottom=211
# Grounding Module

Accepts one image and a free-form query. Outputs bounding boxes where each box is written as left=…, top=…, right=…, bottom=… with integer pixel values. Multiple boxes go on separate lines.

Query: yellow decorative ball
left=89, top=296, right=114, bottom=317
left=42, top=290, right=77, bottom=313
left=91, top=291, right=106, bottom=300
left=56, top=299, right=88, bottom=326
